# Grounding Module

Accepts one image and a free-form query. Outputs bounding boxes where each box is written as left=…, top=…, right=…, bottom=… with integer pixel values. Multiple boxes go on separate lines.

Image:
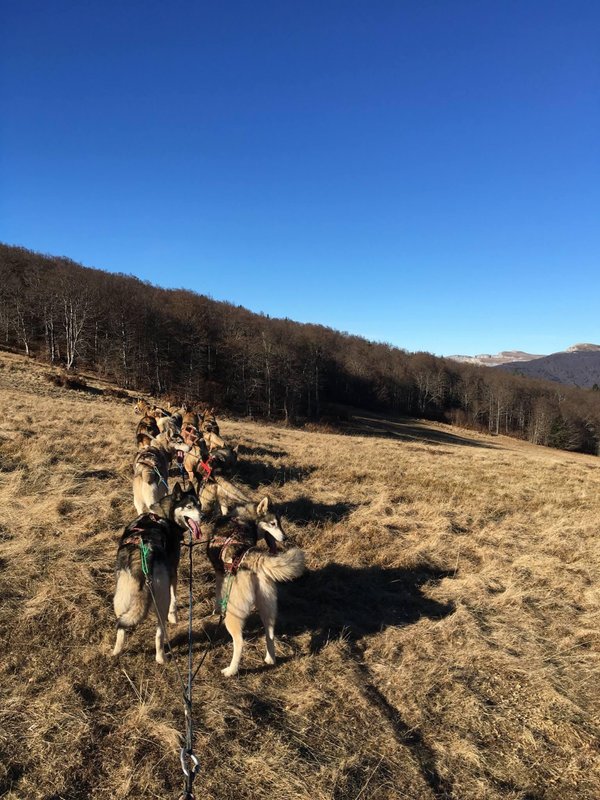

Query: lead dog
left=112, top=484, right=202, bottom=663
left=206, top=497, right=304, bottom=676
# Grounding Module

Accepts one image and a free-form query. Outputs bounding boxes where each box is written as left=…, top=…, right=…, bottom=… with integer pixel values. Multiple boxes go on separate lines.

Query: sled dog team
left=113, top=400, right=305, bottom=676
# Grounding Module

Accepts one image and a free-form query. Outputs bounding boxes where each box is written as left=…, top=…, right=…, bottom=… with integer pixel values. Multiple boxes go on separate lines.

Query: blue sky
left=1, top=1, right=598, bottom=356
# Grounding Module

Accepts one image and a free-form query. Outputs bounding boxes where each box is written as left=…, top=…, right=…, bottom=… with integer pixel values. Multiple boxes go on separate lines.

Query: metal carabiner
left=179, top=747, right=200, bottom=778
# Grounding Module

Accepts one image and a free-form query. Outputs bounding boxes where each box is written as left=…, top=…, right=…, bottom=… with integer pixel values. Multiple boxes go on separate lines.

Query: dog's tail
left=242, top=547, right=305, bottom=583
left=114, top=570, right=151, bottom=629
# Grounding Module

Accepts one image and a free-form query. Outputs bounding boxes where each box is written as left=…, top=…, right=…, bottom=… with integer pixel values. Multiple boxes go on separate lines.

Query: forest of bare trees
left=2, top=243, right=599, bottom=455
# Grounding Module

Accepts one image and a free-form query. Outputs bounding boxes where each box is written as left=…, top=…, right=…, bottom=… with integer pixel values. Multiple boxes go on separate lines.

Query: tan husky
left=206, top=497, right=305, bottom=676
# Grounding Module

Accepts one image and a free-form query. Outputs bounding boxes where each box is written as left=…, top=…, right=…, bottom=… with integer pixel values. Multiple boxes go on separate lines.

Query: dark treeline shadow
left=341, top=415, right=496, bottom=449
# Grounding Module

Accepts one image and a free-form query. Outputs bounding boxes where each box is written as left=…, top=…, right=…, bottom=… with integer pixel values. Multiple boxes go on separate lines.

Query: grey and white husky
left=112, top=484, right=202, bottom=663
left=132, top=430, right=190, bottom=514
left=206, top=496, right=305, bottom=676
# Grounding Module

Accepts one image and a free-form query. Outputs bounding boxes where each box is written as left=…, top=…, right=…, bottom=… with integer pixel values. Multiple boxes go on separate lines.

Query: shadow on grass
left=342, top=414, right=496, bottom=449
left=78, top=468, right=118, bottom=480
left=237, top=444, right=289, bottom=459
left=283, top=496, right=358, bottom=524
left=278, top=562, right=454, bottom=654
left=233, top=460, right=316, bottom=490
left=278, top=561, right=456, bottom=799
left=168, top=561, right=455, bottom=798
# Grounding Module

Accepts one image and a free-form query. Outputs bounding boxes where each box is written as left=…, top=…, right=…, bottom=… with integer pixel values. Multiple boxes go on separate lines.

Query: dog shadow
left=78, top=468, right=118, bottom=481
left=283, top=496, right=358, bottom=525
left=238, top=444, right=289, bottom=459
left=233, top=460, right=316, bottom=490
left=278, top=562, right=454, bottom=653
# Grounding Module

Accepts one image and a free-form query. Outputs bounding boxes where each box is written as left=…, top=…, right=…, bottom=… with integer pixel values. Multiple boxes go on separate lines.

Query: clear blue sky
left=1, top=1, right=598, bottom=356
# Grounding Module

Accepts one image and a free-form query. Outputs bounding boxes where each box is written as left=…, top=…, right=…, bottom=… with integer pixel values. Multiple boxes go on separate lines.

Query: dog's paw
left=264, top=654, right=275, bottom=666
left=156, top=652, right=166, bottom=665
left=221, top=665, right=238, bottom=677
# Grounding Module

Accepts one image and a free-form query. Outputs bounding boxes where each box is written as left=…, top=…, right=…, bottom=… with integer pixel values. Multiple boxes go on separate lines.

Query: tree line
left=2, top=243, right=599, bottom=455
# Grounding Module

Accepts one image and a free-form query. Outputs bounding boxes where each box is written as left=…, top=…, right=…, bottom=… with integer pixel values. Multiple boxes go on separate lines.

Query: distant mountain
left=448, top=350, right=545, bottom=367
left=497, top=344, right=600, bottom=387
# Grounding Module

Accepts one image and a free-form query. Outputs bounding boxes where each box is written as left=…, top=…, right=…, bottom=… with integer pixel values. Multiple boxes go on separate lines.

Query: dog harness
left=186, top=442, right=214, bottom=481
left=208, top=524, right=256, bottom=576
left=198, top=457, right=213, bottom=480
left=120, top=513, right=166, bottom=546
left=182, top=424, right=201, bottom=446
left=119, top=514, right=171, bottom=577
left=135, top=451, right=162, bottom=470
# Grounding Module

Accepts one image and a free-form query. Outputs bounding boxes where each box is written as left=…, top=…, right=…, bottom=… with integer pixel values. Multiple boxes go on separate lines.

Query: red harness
left=198, top=458, right=213, bottom=480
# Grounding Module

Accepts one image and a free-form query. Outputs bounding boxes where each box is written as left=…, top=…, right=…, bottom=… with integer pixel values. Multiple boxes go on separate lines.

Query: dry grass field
left=0, top=350, right=599, bottom=800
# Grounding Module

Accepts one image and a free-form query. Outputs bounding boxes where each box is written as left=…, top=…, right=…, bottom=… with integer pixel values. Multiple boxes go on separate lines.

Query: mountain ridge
left=497, top=346, right=600, bottom=388
left=448, top=343, right=600, bottom=373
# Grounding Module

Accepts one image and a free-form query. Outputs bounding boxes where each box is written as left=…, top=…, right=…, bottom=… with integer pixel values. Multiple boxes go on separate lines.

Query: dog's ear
left=172, top=482, right=182, bottom=498
left=256, top=496, right=270, bottom=515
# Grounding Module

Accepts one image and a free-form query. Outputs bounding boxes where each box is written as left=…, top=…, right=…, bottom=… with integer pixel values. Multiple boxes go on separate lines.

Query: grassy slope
left=0, top=351, right=598, bottom=800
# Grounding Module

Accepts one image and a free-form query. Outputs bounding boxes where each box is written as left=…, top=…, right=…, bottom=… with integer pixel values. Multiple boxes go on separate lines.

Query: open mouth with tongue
left=176, top=450, right=185, bottom=463
left=185, top=517, right=202, bottom=540
left=264, top=532, right=278, bottom=554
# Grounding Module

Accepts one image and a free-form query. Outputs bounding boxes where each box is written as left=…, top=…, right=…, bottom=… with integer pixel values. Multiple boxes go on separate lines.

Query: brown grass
left=0, top=351, right=599, bottom=799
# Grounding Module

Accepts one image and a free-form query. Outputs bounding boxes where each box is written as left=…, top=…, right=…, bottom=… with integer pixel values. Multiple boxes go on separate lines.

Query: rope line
left=131, top=450, right=222, bottom=798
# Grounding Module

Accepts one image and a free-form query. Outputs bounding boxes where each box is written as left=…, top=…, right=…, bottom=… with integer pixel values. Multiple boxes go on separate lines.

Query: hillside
left=498, top=347, right=600, bottom=388
left=3, top=243, right=600, bottom=457
left=1, top=351, right=599, bottom=799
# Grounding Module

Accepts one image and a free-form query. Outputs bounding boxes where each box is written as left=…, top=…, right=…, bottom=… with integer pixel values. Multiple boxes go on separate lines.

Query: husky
left=203, top=430, right=226, bottom=451
left=182, top=410, right=200, bottom=430
left=182, top=439, right=210, bottom=484
left=112, top=484, right=203, bottom=663
left=201, top=407, right=220, bottom=436
left=134, top=398, right=150, bottom=415
left=206, top=497, right=304, bottom=676
left=134, top=398, right=170, bottom=419
left=184, top=442, right=239, bottom=492
left=207, top=444, right=239, bottom=474
left=181, top=420, right=203, bottom=449
left=136, top=414, right=160, bottom=448
left=132, top=431, right=190, bottom=514
left=200, top=475, right=251, bottom=515
left=156, top=413, right=181, bottom=438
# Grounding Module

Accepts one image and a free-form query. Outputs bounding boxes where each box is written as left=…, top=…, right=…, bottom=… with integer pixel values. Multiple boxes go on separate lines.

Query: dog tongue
left=177, top=450, right=184, bottom=463
left=187, top=518, right=201, bottom=540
